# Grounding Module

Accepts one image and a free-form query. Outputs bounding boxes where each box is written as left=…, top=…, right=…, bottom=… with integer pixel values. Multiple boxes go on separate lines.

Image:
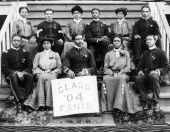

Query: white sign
left=51, top=76, right=99, bottom=117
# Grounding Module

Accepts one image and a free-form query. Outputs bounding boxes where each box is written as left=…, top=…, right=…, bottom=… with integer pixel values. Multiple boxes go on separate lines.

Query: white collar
left=93, top=18, right=100, bottom=21
left=73, top=18, right=82, bottom=24
left=149, top=45, right=157, bottom=50
left=46, top=19, right=53, bottom=22
left=118, top=18, right=125, bottom=24
left=12, top=46, right=20, bottom=51
left=44, top=49, right=51, bottom=53
left=74, top=44, right=82, bottom=50
left=142, top=16, right=150, bottom=20
left=113, top=48, right=121, bottom=52
left=20, top=17, right=27, bottom=23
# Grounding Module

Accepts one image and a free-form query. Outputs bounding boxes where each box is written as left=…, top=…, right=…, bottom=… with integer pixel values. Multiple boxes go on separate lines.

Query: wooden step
left=0, top=95, right=9, bottom=112
left=0, top=95, right=10, bottom=101
left=0, top=88, right=11, bottom=96
left=160, top=106, right=170, bottom=124
left=160, top=85, right=170, bottom=93
left=27, top=1, right=147, bottom=11
left=27, top=1, right=147, bottom=28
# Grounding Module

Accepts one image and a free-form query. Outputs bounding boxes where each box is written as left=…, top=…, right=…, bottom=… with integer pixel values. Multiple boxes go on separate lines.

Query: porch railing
left=0, top=2, right=26, bottom=85
left=149, top=2, right=170, bottom=61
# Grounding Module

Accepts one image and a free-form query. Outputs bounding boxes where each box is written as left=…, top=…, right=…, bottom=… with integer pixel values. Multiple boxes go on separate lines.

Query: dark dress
left=132, top=17, right=161, bottom=65
left=1, top=48, right=33, bottom=103
left=85, top=20, right=110, bottom=69
left=37, top=20, right=64, bottom=55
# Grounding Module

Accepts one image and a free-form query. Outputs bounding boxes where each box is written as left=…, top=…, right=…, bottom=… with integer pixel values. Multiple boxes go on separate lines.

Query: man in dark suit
left=135, top=34, right=169, bottom=110
left=63, top=34, right=96, bottom=78
left=85, top=8, right=110, bottom=70
left=1, top=34, right=33, bottom=110
left=132, top=5, right=161, bottom=66
left=37, top=8, right=64, bottom=56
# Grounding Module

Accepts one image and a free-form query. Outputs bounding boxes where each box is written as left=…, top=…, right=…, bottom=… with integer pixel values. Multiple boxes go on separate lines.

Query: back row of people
left=12, top=5, right=162, bottom=70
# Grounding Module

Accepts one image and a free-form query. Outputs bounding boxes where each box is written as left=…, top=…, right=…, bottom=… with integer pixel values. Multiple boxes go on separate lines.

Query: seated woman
left=24, top=38, right=61, bottom=111
left=62, top=5, right=87, bottom=58
left=101, top=35, right=142, bottom=121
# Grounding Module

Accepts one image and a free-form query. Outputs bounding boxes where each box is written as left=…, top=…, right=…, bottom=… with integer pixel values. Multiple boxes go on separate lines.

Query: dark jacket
left=133, top=17, right=161, bottom=39
left=1, top=48, right=32, bottom=77
left=137, top=48, right=168, bottom=75
left=63, top=47, right=96, bottom=75
left=37, top=20, right=64, bottom=41
left=85, top=20, right=109, bottom=44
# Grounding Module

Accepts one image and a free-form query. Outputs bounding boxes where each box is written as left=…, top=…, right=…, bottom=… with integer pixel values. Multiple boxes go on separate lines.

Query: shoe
left=154, top=103, right=160, bottom=111
left=17, top=102, right=23, bottom=113
left=140, top=100, right=148, bottom=110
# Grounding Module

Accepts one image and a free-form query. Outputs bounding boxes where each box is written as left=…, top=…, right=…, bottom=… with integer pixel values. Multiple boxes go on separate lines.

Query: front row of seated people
left=2, top=33, right=168, bottom=115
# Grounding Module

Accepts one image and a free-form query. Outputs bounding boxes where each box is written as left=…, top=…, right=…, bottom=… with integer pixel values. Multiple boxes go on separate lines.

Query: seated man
left=85, top=8, right=110, bottom=70
left=1, top=34, right=33, bottom=111
left=135, top=34, right=169, bottom=109
left=63, top=34, right=96, bottom=78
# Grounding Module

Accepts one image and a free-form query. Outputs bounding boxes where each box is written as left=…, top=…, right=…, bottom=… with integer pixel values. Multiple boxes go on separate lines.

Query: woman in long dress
left=24, top=38, right=61, bottom=110
left=101, top=35, right=142, bottom=115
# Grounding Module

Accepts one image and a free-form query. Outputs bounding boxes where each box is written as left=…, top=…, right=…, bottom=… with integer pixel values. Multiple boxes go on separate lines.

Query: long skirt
left=101, top=74, right=142, bottom=114
left=24, top=73, right=57, bottom=110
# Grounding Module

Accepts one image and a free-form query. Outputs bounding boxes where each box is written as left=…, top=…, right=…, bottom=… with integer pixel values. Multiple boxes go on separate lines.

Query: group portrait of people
left=1, top=3, right=170, bottom=123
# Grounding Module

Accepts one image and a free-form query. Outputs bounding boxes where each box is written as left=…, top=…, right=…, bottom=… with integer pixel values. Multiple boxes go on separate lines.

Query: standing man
left=132, top=5, right=161, bottom=66
left=135, top=34, right=168, bottom=110
left=37, top=8, right=64, bottom=56
left=63, top=34, right=96, bottom=78
left=1, top=34, right=33, bottom=111
left=86, top=8, right=110, bottom=70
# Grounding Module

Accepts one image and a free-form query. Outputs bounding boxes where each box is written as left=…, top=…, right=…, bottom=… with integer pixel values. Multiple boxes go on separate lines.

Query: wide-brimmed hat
left=41, top=38, right=54, bottom=44
left=71, top=5, right=83, bottom=14
left=115, top=8, right=128, bottom=16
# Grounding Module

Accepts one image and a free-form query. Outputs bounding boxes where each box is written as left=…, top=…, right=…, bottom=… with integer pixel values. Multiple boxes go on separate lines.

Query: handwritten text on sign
left=51, top=76, right=99, bottom=117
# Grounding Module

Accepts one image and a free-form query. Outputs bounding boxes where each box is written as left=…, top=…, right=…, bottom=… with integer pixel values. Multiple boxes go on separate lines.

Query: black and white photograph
left=0, top=0, right=170, bottom=131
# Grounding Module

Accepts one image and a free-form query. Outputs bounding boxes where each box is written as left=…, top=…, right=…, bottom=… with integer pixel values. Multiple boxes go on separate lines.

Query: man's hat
left=41, top=37, right=54, bottom=44
left=71, top=5, right=83, bottom=14
left=115, top=8, right=128, bottom=16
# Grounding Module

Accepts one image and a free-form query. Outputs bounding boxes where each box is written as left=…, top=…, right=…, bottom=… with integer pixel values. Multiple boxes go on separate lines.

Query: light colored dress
left=101, top=48, right=142, bottom=113
left=62, top=19, right=87, bottom=58
left=24, top=50, right=61, bottom=110
left=13, top=18, right=38, bottom=60
left=110, top=19, right=131, bottom=51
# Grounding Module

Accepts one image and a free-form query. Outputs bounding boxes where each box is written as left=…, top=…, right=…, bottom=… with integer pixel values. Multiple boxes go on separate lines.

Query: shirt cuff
left=156, top=69, right=160, bottom=76
left=64, top=68, right=70, bottom=74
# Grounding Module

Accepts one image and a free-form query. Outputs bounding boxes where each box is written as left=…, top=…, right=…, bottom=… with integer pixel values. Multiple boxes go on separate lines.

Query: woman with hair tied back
left=101, top=35, right=142, bottom=122
left=110, top=8, right=131, bottom=51
left=24, top=38, right=61, bottom=111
